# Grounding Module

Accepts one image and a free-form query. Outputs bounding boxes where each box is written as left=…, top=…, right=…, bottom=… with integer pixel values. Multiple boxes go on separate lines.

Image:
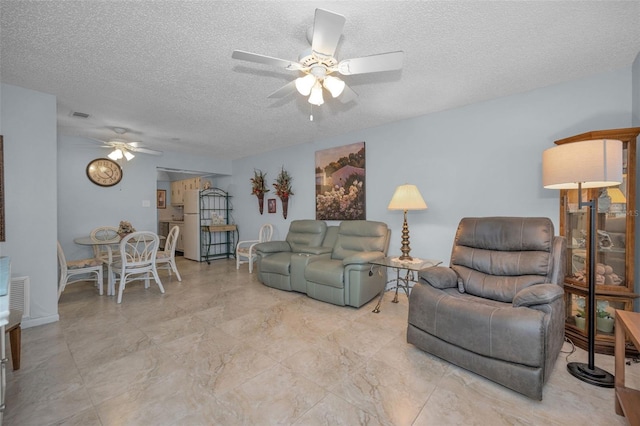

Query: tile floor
left=4, top=257, right=639, bottom=425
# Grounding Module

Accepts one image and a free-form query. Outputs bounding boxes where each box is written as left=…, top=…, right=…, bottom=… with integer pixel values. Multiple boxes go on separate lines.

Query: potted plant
left=250, top=169, right=269, bottom=214
left=273, top=167, right=293, bottom=219
left=117, top=220, right=136, bottom=238
left=596, top=300, right=615, bottom=333
left=574, top=297, right=615, bottom=333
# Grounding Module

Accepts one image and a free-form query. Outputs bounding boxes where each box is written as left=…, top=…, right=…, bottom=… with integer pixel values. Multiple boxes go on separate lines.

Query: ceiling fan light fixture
left=323, top=75, right=345, bottom=98
left=308, top=80, right=324, bottom=106
left=124, top=150, right=135, bottom=161
left=108, top=148, right=123, bottom=161
left=295, top=74, right=316, bottom=96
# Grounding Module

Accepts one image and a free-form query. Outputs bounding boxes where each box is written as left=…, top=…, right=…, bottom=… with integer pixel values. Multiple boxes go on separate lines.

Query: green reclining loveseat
left=255, top=219, right=390, bottom=308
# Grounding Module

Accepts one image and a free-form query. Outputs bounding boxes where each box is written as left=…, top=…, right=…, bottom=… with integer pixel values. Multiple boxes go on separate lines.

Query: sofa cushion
left=305, top=259, right=345, bottom=289
left=331, top=220, right=388, bottom=260
left=286, top=220, right=327, bottom=253
left=409, top=284, right=546, bottom=367
left=260, top=252, right=295, bottom=275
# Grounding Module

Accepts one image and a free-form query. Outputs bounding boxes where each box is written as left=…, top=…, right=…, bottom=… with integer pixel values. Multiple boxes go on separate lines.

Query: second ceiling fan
left=232, top=8, right=404, bottom=106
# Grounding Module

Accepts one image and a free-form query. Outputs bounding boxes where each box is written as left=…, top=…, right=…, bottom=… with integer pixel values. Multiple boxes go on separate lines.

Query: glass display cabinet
left=556, top=127, right=639, bottom=355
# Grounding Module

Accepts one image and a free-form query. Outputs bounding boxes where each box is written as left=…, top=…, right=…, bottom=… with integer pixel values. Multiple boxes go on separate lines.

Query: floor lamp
left=543, top=138, right=623, bottom=387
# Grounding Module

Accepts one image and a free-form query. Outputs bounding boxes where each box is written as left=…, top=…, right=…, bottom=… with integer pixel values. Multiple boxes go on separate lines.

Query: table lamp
left=388, top=184, right=427, bottom=261
left=543, top=138, right=623, bottom=387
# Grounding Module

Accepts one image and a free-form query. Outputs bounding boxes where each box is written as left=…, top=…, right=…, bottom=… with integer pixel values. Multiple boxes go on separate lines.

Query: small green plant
left=575, top=297, right=612, bottom=318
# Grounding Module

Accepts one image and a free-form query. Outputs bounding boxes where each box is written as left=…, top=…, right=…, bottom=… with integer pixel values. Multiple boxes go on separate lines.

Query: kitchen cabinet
left=171, top=177, right=202, bottom=206
left=169, top=222, right=184, bottom=252
left=556, top=127, right=639, bottom=355
left=170, top=181, right=184, bottom=206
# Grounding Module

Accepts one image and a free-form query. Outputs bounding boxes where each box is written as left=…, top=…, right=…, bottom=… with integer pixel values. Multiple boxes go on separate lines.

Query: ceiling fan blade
left=337, top=51, right=404, bottom=75
left=267, top=81, right=297, bottom=99
left=232, top=50, right=302, bottom=71
left=127, top=142, right=163, bottom=156
left=130, top=147, right=163, bottom=156
left=311, top=9, right=346, bottom=59
left=339, top=83, right=358, bottom=103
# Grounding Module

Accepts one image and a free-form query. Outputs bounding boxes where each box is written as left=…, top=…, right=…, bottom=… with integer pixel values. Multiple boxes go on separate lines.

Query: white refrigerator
left=183, top=190, right=201, bottom=261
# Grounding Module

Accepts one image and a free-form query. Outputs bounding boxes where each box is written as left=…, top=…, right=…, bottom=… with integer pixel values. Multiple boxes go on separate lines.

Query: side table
left=614, top=309, right=640, bottom=424
left=369, top=257, right=441, bottom=313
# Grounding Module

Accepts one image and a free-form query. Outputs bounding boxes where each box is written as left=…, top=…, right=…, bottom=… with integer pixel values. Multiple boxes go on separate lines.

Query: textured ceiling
left=1, top=1, right=639, bottom=160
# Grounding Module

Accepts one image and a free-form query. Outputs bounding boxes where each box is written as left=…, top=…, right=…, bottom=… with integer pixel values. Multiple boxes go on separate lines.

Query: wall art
left=315, top=141, right=366, bottom=220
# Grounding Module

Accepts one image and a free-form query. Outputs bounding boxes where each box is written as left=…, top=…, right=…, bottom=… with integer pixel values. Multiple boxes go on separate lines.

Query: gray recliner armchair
left=407, top=217, right=566, bottom=400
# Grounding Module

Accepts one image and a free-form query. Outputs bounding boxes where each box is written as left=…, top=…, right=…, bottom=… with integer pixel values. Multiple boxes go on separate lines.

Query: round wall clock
left=86, top=158, right=123, bottom=187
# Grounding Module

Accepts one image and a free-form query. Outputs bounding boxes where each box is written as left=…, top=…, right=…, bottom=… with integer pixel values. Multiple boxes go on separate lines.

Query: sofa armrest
left=513, top=284, right=564, bottom=308
left=255, top=241, right=292, bottom=254
left=418, top=267, right=458, bottom=289
left=342, top=251, right=385, bottom=265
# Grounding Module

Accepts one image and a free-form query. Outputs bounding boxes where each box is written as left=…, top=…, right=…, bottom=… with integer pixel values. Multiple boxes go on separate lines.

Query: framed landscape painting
left=315, top=142, right=366, bottom=220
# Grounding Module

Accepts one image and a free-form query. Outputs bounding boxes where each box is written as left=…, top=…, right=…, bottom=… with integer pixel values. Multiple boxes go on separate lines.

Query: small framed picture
left=157, top=189, right=166, bottom=209
left=268, top=198, right=276, bottom=214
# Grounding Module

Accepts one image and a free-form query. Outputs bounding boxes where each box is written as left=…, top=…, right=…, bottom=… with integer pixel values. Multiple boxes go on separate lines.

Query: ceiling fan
left=232, top=8, right=404, bottom=106
left=92, top=127, right=163, bottom=161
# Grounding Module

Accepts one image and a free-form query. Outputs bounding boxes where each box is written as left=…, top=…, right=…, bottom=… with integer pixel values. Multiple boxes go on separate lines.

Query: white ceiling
left=1, top=1, right=639, bottom=160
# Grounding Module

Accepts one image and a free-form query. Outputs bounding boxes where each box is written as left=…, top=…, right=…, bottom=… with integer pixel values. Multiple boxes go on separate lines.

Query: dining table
left=73, top=234, right=165, bottom=296
left=74, top=235, right=121, bottom=296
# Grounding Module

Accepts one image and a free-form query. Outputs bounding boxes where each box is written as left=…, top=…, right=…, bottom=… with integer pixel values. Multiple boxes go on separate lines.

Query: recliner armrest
left=342, top=251, right=385, bottom=265
left=512, top=284, right=563, bottom=307
left=255, top=241, right=292, bottom=254
left=418, top=267, right=458, bottom=289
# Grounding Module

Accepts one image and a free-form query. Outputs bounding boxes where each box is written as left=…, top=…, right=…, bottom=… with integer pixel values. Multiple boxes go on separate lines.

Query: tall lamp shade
left=543, top=139, right=622, bottom=189
left=542, top=138, right=622, bottom=388
left=388, top=184, right=427, bottom=261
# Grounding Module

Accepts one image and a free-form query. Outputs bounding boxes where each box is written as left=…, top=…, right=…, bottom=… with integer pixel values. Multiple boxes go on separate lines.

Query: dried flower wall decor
left=273, top=167, right=294, bottom=219
left=250, top=169, right=269, bottom=214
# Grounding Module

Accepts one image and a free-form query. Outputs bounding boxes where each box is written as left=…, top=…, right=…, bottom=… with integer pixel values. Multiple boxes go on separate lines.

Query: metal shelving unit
left=199, top=188, right=236, bottom=264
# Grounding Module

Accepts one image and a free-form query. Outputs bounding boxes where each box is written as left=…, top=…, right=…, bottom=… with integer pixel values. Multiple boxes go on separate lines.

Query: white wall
left=231, top=67, right=633, bottom=265
left=57, top=136, right=232, bottom=260
left=0, top=64, right=636, bottom=327
left=0, top=84, right=58, bottom=327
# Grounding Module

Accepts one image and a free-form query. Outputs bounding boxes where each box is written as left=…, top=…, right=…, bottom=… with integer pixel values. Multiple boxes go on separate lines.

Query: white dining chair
left=90, top=226, right=120, bottom=295
left=156, top=225, right=182, bottom=281
left=112, top=231, right=164, bottom=303
left=236, top=223, right=273, bottom=273
left=57, top=241, right=104, bottom=299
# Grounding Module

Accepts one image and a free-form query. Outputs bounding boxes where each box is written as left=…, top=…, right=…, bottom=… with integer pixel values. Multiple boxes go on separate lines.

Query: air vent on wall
left=71, top=111, right=90, bottom=118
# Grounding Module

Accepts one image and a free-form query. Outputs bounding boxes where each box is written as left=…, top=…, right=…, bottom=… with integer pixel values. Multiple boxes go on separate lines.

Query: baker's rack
left=199, top=188, right=236, bottom=263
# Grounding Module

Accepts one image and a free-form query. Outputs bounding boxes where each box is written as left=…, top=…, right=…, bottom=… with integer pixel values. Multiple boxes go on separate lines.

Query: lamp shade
left=608, top=187, right=626, bottom=203
left=323, top=76, right=345, bottom=98
left=308, top=80, right=324, bottom=106
left=108, top=148, right=123, bottom=161
left=295, top=74, right=316, bottom=96
left=542, top=139, right=623, bottom=189
left=388, top=184, right=428, bottom=211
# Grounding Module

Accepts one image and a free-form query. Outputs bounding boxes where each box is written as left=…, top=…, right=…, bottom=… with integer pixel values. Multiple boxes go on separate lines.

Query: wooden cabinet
left=615, top=310, right=640, bottom=424
left=170, top=181, right=184, bottom=206
left=557, top=127, right=639, bottom=355
left=169, top=222, right=184, bottom=252
left=171, top=177, right=202, bottom=206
